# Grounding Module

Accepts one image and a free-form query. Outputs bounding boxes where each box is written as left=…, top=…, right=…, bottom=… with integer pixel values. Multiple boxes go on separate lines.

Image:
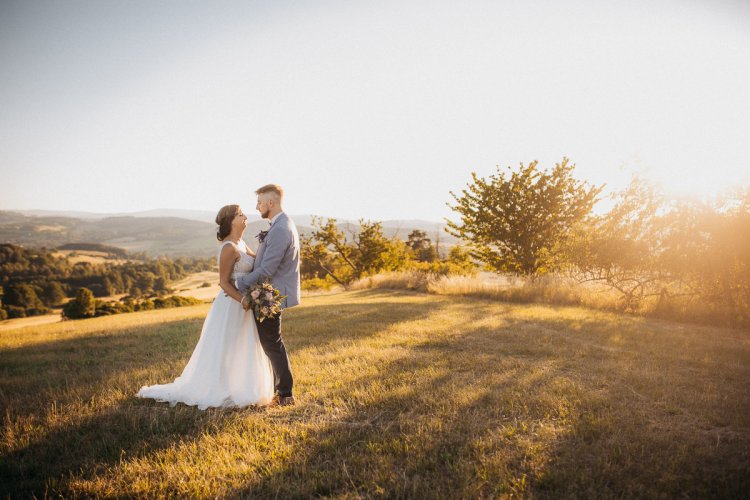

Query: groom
left=237, top=184, right=300, bottom=406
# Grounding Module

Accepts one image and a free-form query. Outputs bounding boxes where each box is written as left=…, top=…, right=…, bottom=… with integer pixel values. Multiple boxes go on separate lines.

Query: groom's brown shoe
left=266, top=394, right=281, bottom=407
left=266, top=395, right=295, bottom=407
left=279, top=396, right=295, bottom=407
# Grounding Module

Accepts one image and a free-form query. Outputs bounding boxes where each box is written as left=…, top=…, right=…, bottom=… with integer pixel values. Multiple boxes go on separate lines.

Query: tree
left=563, top=177, right=671, bottom=310
left=0, top=286, right=6, bottom=320
left=563, top=177, right=750, bottom=323
left=447, top=158, right=602, bottom=276
left=3, top=283, right=47, bottom=315
left=446, top=245, right=476, bottom=275
left=302, top=217, right=410, bottom=286
left=41, top=281, right=66, bottom=306
left=62, top=287, right=96, bottom=319
left=407, top=230, right=438, bottom=262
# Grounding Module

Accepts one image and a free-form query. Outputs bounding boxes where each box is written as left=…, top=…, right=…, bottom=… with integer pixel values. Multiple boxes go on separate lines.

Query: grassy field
left=172, top=270, right=220, bottom=301
left=1, top=290, right=749, bottom=498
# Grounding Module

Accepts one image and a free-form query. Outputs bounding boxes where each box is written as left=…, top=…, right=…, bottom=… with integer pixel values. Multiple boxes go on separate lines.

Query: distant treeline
left=0, top=243, right=213, bottom=319
left=57, top=242, right=132, bottom=258
left=61, top=287, right=202, bottom=320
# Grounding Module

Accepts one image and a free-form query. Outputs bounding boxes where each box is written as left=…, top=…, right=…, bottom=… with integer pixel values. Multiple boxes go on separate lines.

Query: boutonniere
left=256, top=230, right=269, bottom=243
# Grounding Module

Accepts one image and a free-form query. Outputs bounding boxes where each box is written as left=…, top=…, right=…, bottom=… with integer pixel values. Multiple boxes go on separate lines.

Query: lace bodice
left=219, top=240, right=255, bottom=279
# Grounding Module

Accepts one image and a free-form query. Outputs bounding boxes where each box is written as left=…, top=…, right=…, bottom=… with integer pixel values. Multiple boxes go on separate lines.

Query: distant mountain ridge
left=17, top=209, right=220, bottom=223
left=1, top=210, right=456, bottom=257
left=15, top=209, right=450, bottom=231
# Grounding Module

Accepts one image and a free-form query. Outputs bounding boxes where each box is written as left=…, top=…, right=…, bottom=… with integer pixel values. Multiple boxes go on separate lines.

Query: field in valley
left=172, top=270, right=221, bottom=301
left=1, top=290, right=749, bottom=497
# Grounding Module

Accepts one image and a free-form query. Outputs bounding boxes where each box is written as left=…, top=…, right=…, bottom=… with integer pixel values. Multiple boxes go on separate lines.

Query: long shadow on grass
left=230, top=300, right=750, bottom=498
left=0, top=295, right=442, bottom=497
left=284, top=290, right=440, bottom=351
left=228, top=302, right=557, bottom=497
left=0, top=317, right=208, bottom=496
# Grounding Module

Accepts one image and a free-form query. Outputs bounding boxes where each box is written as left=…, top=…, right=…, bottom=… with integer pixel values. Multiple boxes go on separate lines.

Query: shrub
left=135, top=300, right=155, bottom=311
left=62, top=288, right=96, bottom=319
left=153, top=296, right=201, bottom=309
left=4, top=305, right=25, bottom=319
left=25, top=307, right=50, bottom=317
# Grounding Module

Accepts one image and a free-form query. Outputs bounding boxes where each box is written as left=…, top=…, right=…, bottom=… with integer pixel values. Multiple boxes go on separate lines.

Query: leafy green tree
left=62, top=288, right=96, bottom=319
left=447, top=158, right=602, bottom=276
left=302, top=217, right=410, bottom=286
left=407, top=230, right=438, bottom=262
left=154, top=276, right=169, bottom=294
left=446, top=245, right=476, bottom=275
left=41, top=281, right=66, bottom=306
left=135, top=272, right=156, bottom=295
left=4, top=283, right=47, bottom=315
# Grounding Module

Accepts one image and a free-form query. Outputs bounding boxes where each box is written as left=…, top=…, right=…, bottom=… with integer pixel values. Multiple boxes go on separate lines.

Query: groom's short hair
left=256, top=184, right=283, bottom=202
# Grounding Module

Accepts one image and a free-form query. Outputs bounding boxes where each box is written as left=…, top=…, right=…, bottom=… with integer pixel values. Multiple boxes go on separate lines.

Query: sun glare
left=648, top=166, right=749, bottom=200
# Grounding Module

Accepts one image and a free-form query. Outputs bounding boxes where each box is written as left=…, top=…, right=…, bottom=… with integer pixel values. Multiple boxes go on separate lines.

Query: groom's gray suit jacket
left=237, top=212, right=301, bottom=309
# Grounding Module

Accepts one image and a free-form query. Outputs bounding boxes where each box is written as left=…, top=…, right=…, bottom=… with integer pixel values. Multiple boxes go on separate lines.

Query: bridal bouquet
left=244, top=280, right=286, bottom=322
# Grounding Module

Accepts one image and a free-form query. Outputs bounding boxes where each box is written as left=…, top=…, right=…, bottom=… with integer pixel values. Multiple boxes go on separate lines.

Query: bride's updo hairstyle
left=215, top=204, right=240, bottom=241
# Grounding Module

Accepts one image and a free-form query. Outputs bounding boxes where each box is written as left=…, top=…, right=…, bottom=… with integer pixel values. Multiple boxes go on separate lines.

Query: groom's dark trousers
left=255, top=313, right=294, bottom=397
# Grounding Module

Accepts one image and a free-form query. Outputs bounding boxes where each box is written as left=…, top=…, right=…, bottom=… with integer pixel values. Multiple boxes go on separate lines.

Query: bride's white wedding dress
left=137, top=240, right=275, bottom=409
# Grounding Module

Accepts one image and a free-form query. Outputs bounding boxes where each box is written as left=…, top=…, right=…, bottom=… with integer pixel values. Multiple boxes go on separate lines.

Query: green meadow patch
left=1, top=290, right=749, bottom=497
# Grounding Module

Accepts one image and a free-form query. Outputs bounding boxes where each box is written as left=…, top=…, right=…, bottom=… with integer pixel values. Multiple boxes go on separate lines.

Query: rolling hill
left=0, top=210, right=457, bottom=257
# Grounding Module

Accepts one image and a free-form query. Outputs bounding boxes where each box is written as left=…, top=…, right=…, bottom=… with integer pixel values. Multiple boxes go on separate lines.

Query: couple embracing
left=137, top=184, right=299, bottom=408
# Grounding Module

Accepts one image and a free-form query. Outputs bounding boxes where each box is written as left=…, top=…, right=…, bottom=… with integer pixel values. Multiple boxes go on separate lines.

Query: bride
left=137, top=205, right=275, bottom=409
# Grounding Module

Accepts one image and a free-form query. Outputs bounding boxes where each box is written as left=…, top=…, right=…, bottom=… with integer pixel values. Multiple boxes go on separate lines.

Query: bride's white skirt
left=137, top=292, right=275, bottom=409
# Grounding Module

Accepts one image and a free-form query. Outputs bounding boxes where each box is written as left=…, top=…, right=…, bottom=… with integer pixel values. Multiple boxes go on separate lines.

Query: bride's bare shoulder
left=219, top=241, right=240, bottom=259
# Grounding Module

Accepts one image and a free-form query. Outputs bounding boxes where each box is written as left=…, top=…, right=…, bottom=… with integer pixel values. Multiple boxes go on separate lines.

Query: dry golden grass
left=357, top=272, right=741, bottom=327
left=427, top=274, right=621, bottom=309
left=0, top=311, right=62, bottom=333
left=350, top=271, right=433, bottom=292
left=1, top=290, right=749, bottom=497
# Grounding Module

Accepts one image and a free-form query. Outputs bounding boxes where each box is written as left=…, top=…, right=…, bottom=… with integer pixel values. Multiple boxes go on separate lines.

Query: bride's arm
left=219, top=244, right=243, bottom=303
left=245, top=246, right=256, bottom=257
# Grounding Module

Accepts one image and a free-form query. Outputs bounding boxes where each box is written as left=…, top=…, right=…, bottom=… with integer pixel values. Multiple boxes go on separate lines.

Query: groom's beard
left=260, top=208, right=270, bottom=219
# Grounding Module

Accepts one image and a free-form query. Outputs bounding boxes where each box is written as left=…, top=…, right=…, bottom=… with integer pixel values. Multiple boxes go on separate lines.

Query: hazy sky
left=2, top=0, right=749, bottom=221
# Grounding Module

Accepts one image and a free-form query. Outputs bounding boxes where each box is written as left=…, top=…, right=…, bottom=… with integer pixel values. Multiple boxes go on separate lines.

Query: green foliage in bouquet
left=244, top=280, right=286, bottom=322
